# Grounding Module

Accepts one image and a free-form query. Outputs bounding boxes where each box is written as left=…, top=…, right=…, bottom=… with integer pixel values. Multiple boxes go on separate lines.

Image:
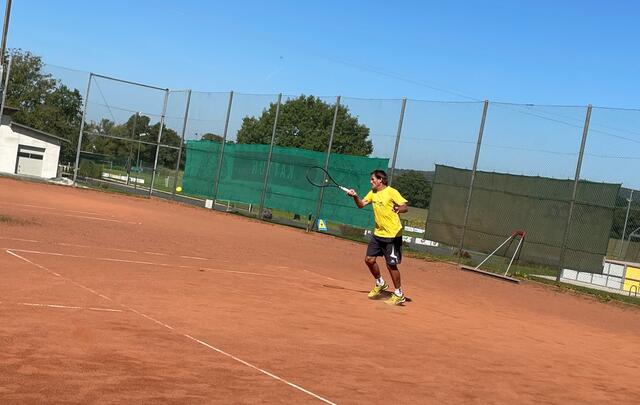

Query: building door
left=15, top=145, right=45, bottom=177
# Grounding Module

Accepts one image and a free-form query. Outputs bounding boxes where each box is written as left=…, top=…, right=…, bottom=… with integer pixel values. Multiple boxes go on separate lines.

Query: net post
left=557, top=104, right=592, bottom=281
left=172, top=89, right=192, bottom=195
left=619, top=189, right=634, bottom=258
left=458, top=100, right=489, bottom=264
left=312, top=95, right=341, bottom=230
left=388, top=97, right=407, bottom=186
left=0, top=54, right=11, bottom=120
left=212, top=90, right=234, bottom=203
left=258, top=93, right=282, bottom=220
left=149, top=88, right=169, bottom=196
left=73, top=72, right=93, bottom=186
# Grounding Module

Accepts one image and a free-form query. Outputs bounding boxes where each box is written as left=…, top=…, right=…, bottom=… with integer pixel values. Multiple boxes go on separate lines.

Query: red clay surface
left=1, top=177, right=639, bottom=404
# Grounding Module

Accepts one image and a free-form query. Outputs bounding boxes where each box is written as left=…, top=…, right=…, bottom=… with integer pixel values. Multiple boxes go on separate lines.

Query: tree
left=201, top=132, right=223, bottom=142
left=393, top=170, right=432, bottom=208
left=236, top=95, right=373, bottom=156
left=5, top=49, right=84, bottom=164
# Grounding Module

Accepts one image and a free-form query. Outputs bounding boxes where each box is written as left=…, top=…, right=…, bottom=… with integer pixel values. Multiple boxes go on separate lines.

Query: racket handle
left=339, top=186, right=350, bottom=193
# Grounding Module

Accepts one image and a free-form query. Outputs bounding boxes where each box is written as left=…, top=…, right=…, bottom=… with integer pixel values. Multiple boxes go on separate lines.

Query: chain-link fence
left=6, top=61, right=640, bottom=284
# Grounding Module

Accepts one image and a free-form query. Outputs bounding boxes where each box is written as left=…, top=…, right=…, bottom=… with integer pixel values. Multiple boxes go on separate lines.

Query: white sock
left=376, top=277, right=385, bottom=286
left=395, top=288, right=403, bottom=296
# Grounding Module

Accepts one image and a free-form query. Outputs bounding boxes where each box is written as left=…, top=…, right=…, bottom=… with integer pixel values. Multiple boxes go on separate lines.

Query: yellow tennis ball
left=176, top=186, right=182, bottom=193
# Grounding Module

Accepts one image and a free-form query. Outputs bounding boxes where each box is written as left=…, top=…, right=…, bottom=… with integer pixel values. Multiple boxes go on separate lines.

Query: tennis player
left=347, top=170, right=408, bottom=305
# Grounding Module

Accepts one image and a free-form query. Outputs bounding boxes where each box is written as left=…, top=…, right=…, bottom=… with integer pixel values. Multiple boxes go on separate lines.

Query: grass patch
left=0, top=214, right=38, bottom=226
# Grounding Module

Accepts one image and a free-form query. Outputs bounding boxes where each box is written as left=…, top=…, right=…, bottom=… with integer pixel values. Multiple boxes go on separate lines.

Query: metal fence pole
left=258, top=93, right=282, bottom=219
left=0, top=0, right=12, bottom=68
left=388, top=97, right=407, bottom=186
left=457, top=100, right=489, bottom=263
left=619, top=189, right=634, bottom=258
left=0, top=54, right=11, bottom=118
left=557, top=104, right=592, bottom=281
left=72, top=73, right=93, bottom=186
left=212, top=91, right=234, bottom=203
left=172, top=89, right=192, bottom=195
left=149, top=89, right=170, bottom=196
left=312, top=95, right=341, bottom=230
left=126, top=111, right=139, bottom=186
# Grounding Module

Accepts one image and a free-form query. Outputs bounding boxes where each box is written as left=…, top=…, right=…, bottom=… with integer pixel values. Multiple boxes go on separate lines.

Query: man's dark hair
left=371, top=169, right=388, bottom=185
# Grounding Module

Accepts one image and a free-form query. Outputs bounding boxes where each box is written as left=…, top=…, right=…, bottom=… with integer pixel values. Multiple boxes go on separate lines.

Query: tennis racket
left=306, top=166, right=351, bottom=193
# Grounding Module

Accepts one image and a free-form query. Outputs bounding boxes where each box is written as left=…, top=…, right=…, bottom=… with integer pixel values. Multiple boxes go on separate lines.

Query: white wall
left=0, top=124, right=61, bottom=178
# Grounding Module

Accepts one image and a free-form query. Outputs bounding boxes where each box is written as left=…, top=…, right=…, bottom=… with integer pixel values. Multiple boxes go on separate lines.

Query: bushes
left=78, top=160, right=103, bottom=179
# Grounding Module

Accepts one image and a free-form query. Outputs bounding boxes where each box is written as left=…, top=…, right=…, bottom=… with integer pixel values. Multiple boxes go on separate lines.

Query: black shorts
left=366, top=235, right=403, bottom=266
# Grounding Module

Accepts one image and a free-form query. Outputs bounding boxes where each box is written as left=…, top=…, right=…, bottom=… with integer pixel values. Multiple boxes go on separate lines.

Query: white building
left=0, top=107, right=69, bottom=179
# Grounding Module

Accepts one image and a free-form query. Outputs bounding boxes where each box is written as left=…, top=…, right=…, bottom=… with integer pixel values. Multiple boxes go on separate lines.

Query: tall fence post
left=557, top=104, right=592, bottom=281
left=172, top=89, right=192, bottom=195
left=149, top=89, right=170, bottom=196
left=388, top=97, right=407, bottom=186
left=312, top=95, right=341, bottom=230
left=619, top=189, right=634, bottom=258
left=258, top=93, right=282, bottom=219
left=0, top=54, right=11, bottom=118
left=211, top=91, right=234, bottom=203
left=458, top=100, right=489, bottom=264
left=72, top=72, right=93, bottom=186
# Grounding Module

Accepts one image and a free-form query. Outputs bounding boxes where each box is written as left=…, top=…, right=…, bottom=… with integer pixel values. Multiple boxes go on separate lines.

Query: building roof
left=10, top=122, right=71, bottom=144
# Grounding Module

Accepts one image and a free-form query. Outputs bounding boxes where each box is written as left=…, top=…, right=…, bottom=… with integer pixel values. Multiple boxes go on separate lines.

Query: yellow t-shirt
left=364, top=186, right=408, bottom=238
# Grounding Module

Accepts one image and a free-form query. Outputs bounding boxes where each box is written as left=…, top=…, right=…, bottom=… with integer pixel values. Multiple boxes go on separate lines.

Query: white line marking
left=180, top=255, right=208, bottom=261
left=17, top=302, right=123, bottom=312
left=1, top=206, right=140, bottom=224
left=56, top=213, right=141, bottom=225
left=0, top=202, right=105, bottom=216
left=302, top=269, right=338, bottom=282
left=0, top=236, right=40, bottom=243
left=57, top=242, right=137, bottom=253
left=182, top=334, right=336, bottom=405
left=5, top=249, right=336, bottom=404
left=6, top=249, right=283, bottom=278
left=6, top=250, right=118, bottom=302
left=145, top=252, right=169, bottom=256
left=199, top=267, right=280, bottom=278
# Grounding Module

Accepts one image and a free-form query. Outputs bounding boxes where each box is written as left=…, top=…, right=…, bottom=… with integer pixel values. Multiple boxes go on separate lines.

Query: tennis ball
left=176, top=186, right=182, bottom=193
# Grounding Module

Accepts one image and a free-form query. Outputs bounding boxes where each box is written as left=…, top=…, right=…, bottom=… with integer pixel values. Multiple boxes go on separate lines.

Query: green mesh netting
left=426, top=165, right=620, bottom=273
left=182, top=140, right=389, bottom=229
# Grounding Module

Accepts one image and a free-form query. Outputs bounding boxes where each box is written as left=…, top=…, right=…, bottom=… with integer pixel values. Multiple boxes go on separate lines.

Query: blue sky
left=7, top=1, right=640, bottom=187
left=9, top=0, right=640, bottom=105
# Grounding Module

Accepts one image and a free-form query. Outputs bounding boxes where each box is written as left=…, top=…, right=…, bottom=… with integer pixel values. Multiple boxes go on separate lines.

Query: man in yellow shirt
left=347, top=169, right=408, bottom=305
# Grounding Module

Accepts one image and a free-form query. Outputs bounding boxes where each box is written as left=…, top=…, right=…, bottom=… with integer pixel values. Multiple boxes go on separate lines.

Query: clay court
left=1, top=177, right=639, bottom=404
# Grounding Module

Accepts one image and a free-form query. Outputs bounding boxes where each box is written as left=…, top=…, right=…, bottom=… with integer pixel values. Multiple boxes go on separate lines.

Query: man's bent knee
left=365, top=256, right=377, bottom=266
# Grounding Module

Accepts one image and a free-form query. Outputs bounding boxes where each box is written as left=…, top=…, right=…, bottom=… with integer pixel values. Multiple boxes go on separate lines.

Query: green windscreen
left=426, top=165, right=620, bottom=273
left=182, top=140, right=388, bottom=229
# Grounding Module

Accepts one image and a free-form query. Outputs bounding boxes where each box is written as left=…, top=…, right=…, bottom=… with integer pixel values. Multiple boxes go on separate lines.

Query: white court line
left=7, top=249, right=285, bottom=279
left=56, top=213, right=141, bottom=225
left=57, top=242, right=138, bottom=253
left=180, top=255, right=208, bottom=260
left=0, top=238, right=222, bottom=262
left=0, top=202, right=105, bottom=216
left=2, top=206, right=140, bottom=225
left=14, top=302, right=123, bottom=312
left=4, top=249, right=336, bottom=404
left=0, top=236, right=40, bottom=243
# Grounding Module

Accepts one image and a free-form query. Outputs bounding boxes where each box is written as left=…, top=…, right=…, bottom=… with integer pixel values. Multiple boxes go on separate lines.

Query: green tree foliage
left=236, top=95, right=372, bottom=156
left=201, top=132, right=223, bottom=142
left=392, top=170, right=432, bottom=208
left=5, top=49, right=83, bottom=163
left=83, top=114, right=183, bottom=170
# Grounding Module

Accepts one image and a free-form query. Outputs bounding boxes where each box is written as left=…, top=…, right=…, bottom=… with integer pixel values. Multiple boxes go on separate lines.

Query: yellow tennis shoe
left=385, top=293, right=406, bottom=305
left=367, top=283, right=388, bottom=298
